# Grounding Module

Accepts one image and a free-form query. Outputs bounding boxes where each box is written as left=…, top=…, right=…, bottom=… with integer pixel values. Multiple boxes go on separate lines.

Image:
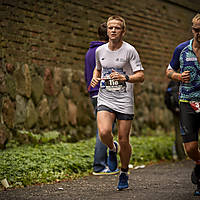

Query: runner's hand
left=110, top=69, right=125, bottom=81
left=181, top=71, right=190, bottom=83
left=90, top=77, right=101, bottom=88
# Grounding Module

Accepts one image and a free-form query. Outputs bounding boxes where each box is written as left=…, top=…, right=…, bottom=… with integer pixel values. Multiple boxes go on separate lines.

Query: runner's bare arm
left=129, top=70, right=144, bottom=83
left=90, top=68, right=102, bottom=88
left=166, top=69, right=190, bottom=83
left=110, top=69, right=144, bottom=83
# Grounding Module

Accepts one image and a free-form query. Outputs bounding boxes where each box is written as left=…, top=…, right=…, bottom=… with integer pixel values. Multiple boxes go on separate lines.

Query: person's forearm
left=93, top=68, right=101, bottom=79
left=128, top=71, right=144, bottom=83
left=90, top=68, right=101, bottom=88
left=166, top=69, right=190, bottom=83
left=166, top=69, right=182, bottom=81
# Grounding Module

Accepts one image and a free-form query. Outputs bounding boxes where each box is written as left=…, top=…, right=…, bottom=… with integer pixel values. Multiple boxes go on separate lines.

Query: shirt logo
left=120, top=58, right=126, bottom=62
left=116, top=58, right=126, bottom=62
left=186, top=57, right=197, bottom=61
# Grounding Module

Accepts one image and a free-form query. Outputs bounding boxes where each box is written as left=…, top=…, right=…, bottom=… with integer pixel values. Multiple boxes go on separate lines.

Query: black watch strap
left=125, top=75, right=129, bottom=82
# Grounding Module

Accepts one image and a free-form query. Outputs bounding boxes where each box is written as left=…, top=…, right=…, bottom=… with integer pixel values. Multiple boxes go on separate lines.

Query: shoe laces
left=119, top=173, right=128, bottom=182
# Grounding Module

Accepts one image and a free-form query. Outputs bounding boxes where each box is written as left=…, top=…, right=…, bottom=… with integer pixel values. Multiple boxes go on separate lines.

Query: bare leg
left=184, top=141, right=200, bottom=161
left=97, top=111, right=116, bottom=149
left=118, top=120, right=132, bottom=169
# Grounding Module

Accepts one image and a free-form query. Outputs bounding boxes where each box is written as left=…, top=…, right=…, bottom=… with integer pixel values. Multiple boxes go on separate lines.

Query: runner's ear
left=122, top=29, right=126, bottom=37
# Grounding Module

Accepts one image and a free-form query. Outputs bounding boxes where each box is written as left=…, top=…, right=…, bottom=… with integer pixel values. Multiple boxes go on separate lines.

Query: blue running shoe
left=117, top=172, right=128, bottom=190
left=108, top=141, right=118, bottom=171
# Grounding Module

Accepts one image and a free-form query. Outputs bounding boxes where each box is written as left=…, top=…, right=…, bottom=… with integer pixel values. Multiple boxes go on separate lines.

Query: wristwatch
left=125, top=75, right=129, bottom=82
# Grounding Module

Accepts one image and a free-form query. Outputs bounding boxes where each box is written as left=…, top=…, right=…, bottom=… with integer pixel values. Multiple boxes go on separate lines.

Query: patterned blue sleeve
left=169, top=40, right=190, bottom=71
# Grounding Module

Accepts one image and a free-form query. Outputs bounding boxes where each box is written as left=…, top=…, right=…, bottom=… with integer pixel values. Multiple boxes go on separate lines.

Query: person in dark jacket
left=164, top=80, right=186, bottom=160
left=85, top=22, right=119, bottom=175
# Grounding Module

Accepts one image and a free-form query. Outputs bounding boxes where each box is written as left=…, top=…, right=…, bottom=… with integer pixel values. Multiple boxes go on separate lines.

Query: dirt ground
left=0, top=159, right=199, bottom=200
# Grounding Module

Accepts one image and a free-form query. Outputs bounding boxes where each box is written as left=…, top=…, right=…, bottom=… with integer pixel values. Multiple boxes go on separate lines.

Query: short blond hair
left=107, top=15, right=126, bottom=30
left=192, top=13, right=200, bottom=25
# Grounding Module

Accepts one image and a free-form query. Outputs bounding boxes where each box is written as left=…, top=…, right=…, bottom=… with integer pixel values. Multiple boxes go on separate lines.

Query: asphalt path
left=0, top=159, right=199, bottom=200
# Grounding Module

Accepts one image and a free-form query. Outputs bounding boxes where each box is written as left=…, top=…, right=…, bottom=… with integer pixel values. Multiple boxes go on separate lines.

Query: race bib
left=190, top=101, right=200, bottom=113
left=100, top=79, right=125, bottom=92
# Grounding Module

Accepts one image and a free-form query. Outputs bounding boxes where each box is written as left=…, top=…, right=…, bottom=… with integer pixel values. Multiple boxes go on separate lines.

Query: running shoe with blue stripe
left=108, top=141, right=118, bottom=172
left=117, top=172, right=129, bottom=190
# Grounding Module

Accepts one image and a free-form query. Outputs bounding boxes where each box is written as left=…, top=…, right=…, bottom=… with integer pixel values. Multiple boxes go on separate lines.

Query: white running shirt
left=96, top=41, right=143, bottom=114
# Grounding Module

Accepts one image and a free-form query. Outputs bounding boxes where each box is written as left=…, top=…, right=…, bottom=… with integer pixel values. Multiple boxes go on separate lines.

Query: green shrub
left=130, top=136, right=173, bottom=165
left=0, top=135, right=174, bottom=189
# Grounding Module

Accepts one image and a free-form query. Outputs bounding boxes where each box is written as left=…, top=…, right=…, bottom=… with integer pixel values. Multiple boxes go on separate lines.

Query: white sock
left=120, top=171, right=128, bottom=175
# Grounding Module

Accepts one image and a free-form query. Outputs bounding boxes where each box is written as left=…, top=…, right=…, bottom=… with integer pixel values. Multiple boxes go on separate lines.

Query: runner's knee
left=99, top=128, right=112, bottom=140
left=118, top=138, right=130, bottom=149
left=184, top=142, right=198, bottom=156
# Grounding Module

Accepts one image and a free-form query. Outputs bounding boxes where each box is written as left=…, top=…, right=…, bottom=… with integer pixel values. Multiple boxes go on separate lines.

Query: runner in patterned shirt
left=166, top=13, right=200, bottom=196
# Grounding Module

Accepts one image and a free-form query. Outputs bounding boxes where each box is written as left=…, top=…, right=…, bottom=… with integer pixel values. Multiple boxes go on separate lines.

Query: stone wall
left=0, top=0, right=200, bottom=146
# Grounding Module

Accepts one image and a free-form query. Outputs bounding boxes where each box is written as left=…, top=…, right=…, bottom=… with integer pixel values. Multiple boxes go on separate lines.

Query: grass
left=0, top=134, right=174, bottom=189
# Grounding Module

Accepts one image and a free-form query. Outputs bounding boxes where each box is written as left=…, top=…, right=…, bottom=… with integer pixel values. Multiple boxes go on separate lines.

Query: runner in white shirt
left=90, top=15, right=144, bottom=190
